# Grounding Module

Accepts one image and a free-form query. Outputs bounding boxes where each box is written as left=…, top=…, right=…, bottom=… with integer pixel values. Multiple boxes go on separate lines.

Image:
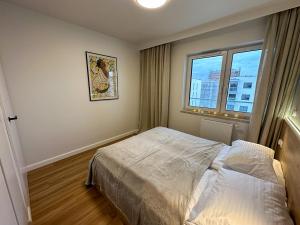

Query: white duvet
left=87, top=127, right=225, bottom=225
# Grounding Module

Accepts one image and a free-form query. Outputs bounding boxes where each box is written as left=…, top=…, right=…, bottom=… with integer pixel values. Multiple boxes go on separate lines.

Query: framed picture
left=85, top=51, right=118, bottom=101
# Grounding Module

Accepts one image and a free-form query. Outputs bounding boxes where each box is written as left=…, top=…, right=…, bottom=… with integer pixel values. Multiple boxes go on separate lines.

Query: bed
left=86, top=123, right=298, bottom=225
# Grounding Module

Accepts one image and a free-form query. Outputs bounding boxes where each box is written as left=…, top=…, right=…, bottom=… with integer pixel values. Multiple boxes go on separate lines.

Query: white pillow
left=191, top=169, right=293, bottom=225
left=223, top=144, right=278, bottom=183
left=232, top=139, right=275, bottom=159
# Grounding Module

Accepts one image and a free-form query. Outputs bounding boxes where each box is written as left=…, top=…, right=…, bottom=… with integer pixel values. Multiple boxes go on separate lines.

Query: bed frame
left=277, top=119, right=300, bottom=225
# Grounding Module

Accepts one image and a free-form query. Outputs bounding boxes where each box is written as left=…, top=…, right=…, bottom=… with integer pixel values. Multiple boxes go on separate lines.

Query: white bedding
left=87, top=127, right=225, bottom=225
left=222, top=144, right=278, bottom=183
left=232, top=140, right=275, bottom=159
left=87, top=127, right=290, bottom=225
left=211, top=146, right=286, bottom=186
left=179, top=140, right=288, bottom=225
left=189, top=169, right=293, bottom=225
left=185, top=169, right=218, bottom=221
left=186, top=161, right=287, bottom=223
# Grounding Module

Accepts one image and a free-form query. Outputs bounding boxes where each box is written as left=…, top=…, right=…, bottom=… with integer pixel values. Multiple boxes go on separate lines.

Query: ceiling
left=2, top=0, right=296, bottom=46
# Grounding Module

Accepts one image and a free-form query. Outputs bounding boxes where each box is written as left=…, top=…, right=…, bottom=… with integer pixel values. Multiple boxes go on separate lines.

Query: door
left=0, top=162, right=18, bottom=225
left=0, top=63, right=28, bottom=224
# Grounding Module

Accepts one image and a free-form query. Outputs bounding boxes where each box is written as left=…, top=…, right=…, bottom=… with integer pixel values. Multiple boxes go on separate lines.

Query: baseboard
left=24, top=129, right=139, bottom=172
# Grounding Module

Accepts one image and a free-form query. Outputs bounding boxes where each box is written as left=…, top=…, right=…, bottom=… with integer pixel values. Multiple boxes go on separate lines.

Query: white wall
left=169, top=18, right=267, bottom=141
left=0, top=2, right=140, bottom=167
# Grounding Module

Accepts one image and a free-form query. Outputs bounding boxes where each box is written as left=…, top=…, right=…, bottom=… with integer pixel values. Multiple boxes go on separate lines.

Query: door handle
left=8, top=116, right=18, bottom=122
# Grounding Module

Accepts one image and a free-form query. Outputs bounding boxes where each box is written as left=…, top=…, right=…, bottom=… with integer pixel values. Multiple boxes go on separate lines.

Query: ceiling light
left=136, top=0, right=168, bottom=9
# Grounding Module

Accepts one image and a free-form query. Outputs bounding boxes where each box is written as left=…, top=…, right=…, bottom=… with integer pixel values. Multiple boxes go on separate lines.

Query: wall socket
left=278, top=139, right=284, bottom=148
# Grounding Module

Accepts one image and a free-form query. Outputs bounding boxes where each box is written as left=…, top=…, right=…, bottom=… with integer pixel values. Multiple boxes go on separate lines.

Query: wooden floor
left=28, top=148, right=124, bottom=225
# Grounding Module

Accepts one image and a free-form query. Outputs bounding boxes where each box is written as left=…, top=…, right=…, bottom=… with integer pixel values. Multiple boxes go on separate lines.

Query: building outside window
left=239, top=106, right=248, bottom=112
left=243, top=82, right=252, bottom=89
left=188, top=55, right=222, bottom=109
left=185, top=44, right=262, bottom=116
left=227, top=104, right=234, bottom=111
left=241, top=94, right=250, bottom=101
left=228, top=94, right=237, bottom=100
left=229, top=82, right=238, bottom=92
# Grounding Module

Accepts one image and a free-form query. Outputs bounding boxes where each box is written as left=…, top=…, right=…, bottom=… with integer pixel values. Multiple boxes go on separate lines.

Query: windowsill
left=181, top=109, right=250, bottom=123
left=286, top=117, right=300, bottom=136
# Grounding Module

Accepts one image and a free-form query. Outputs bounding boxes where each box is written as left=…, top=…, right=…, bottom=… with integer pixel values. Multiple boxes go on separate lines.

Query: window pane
left=226, top=49, right=262, bottom=113
left=189, top=55, right=223, bottom=109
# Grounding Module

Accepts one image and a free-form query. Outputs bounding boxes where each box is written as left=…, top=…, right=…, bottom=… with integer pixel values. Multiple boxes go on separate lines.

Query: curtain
left=248, top=7, right=300, bottom=148
left=139, top=43, right=171, bottom=131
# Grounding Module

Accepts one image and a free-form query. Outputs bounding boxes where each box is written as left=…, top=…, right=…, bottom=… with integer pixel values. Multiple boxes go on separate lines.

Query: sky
left=191, top=50, right=262, bottom=80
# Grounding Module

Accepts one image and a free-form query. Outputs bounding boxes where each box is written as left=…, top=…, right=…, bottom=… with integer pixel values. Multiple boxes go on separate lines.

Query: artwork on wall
left=85, top=51, right=118, bottom=101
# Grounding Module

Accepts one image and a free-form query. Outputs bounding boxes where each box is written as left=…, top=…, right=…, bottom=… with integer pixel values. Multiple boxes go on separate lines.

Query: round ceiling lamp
left=136, top=0, right=168, bottom=9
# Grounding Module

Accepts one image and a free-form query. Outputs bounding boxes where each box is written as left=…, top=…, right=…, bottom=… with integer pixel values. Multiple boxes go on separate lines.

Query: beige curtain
left=248, top=7, right=300, bottom=148
left=139, top=43, right=171, bottom=131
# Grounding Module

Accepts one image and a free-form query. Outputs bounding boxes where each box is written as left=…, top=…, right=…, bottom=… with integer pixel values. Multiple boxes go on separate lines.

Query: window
left=227, top=104, right=234, bottom=111
left=185, top=45, right=262, bottom=116
left=224, top=48, right=262, bottom=113
left=239, top=106, right=248, bottom=112
left=188, top=53, right=224, bottom=109
left=229, top=82, right=238, bottom=92
left=241, top=94, right=250, bottom=101
left=243, top=82, right=252, bottom=89
left=228, top=94, right=236, bottom=100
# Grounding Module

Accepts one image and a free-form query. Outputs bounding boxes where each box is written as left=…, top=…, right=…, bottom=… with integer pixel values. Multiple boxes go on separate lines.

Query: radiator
left=199, top=119, right=234, bottom=145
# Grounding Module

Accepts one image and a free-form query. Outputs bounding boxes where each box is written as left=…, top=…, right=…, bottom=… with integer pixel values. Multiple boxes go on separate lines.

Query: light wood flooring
left=28, top=147, right=124, bottom=225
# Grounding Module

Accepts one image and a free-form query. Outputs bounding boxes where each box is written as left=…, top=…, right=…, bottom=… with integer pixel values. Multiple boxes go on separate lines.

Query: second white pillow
left=223, top=144, right=278, bottom=183
left=232, top=139, right=275, bottom=159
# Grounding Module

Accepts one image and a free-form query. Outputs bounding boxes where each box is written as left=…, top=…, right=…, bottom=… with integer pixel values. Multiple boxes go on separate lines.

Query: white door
left=0, top=63, right=28, bottom=225
left=0, top=163, right=18, bottom=225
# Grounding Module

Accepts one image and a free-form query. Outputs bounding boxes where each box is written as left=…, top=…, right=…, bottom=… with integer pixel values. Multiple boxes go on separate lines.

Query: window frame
left=220, top=45, right=262, bottom=116
left=184, top=44, right=262, bottom=118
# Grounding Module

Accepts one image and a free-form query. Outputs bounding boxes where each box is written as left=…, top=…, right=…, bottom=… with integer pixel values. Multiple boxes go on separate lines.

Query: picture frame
left=85, top=51, right=118, bottom=101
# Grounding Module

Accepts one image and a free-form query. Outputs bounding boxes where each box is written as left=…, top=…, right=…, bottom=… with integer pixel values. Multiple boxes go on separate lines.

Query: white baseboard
left=24, top=129, right=139, bottom=172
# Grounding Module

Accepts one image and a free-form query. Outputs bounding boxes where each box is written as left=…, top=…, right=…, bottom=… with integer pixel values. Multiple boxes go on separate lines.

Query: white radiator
left=199, top=119, right=233, bottom=145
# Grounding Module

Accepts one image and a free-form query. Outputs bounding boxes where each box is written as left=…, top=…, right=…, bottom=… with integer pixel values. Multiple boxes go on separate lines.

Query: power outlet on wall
left=278, top=139, right=284, bottom=148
